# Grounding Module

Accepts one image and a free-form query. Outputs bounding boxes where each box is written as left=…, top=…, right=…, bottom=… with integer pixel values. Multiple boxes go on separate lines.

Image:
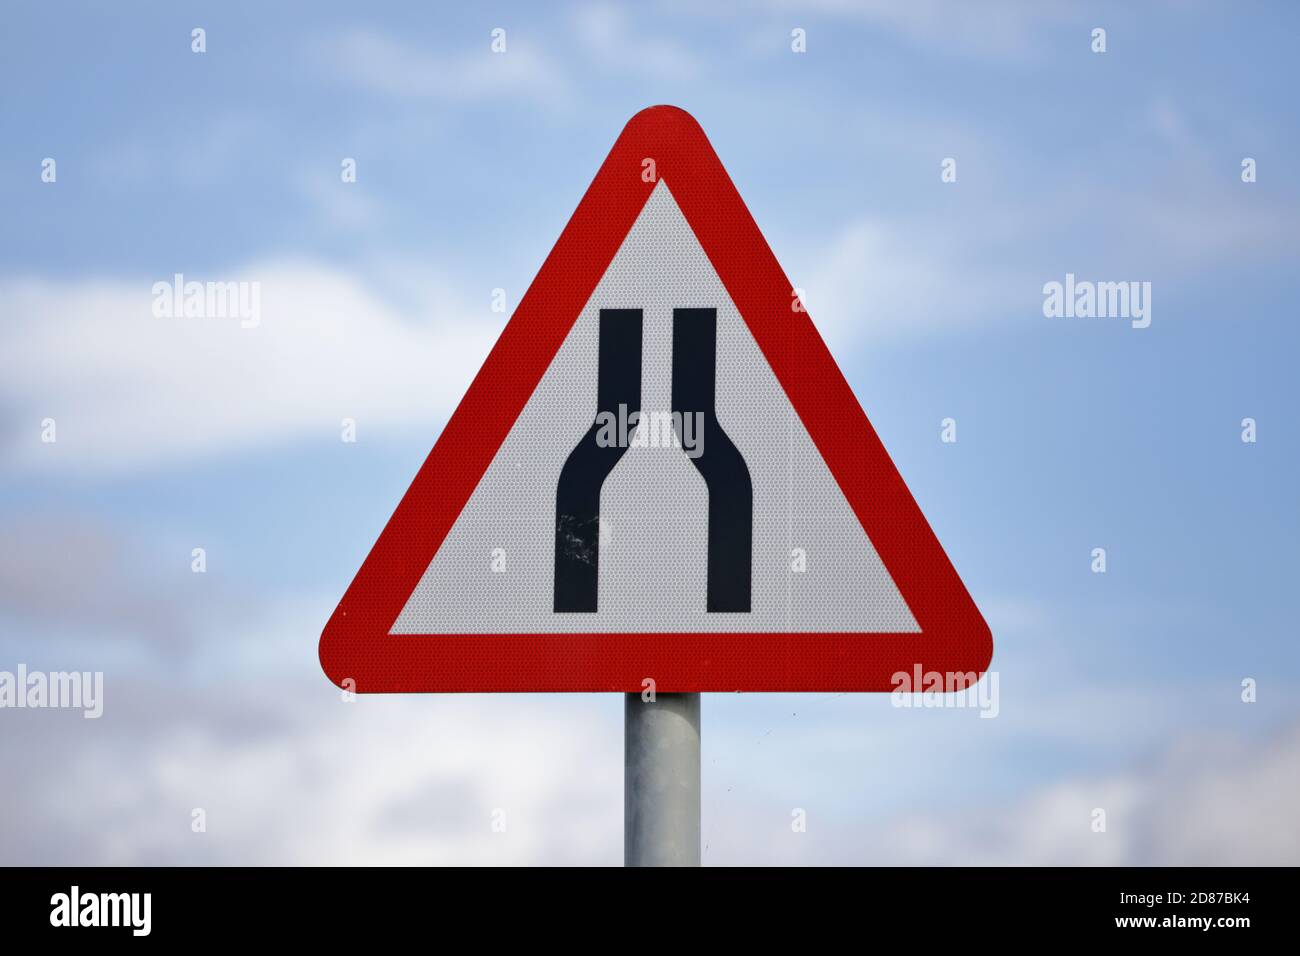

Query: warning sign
left=319, top=105, right=992, bottom=693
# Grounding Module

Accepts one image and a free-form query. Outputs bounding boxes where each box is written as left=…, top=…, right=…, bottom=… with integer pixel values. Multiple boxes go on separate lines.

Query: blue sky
left=1, top=0, right=1297, bottom=864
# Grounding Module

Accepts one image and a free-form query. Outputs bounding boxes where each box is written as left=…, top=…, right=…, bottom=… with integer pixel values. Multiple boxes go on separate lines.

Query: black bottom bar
left=0, top=865, right=1283, bottom=942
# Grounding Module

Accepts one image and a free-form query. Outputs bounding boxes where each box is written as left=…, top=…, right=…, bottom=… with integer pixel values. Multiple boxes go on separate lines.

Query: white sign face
left=392, top=182, right=918, bottom=635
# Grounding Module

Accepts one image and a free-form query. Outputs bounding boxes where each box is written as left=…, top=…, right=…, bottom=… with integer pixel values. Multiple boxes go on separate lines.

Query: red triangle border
left=319, top=105, right=992, bottom=692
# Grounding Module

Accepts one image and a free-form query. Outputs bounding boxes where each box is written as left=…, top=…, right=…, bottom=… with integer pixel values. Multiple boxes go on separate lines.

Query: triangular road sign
left=319, top=105, right=991, bottom=693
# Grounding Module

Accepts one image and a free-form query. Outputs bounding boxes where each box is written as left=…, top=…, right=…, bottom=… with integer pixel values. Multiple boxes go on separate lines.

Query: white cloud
left=0, top=262, right=500, bottom=474
left=764, top=0, right=1080, bottom=61
left=315, top=28, right=570, bottom=104
left=701, top=720, right=1300, bottom=866
left=8, top=654, right=1295, bottom=865
left=0, top=679, right=622, bottom=865
left=786, top=177, right=1298, bottom=355
left=791, top=219, right=1029, bottom=352
left=876, top=724, right=1300, bottom=865
left=2, top=582, right=1295, bottom=866
left=574, top=2, right=704, bottom=78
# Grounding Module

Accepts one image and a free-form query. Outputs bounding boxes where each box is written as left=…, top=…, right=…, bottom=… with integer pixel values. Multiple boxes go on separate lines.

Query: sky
left=1, top=0, right=1297, bottom=865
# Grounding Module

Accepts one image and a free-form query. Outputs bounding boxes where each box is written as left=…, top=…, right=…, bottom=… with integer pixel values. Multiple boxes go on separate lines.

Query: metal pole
left=624, top=692, right=700, bottom=866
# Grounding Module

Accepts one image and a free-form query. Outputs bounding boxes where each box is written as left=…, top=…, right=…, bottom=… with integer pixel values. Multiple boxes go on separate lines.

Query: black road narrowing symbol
left=553, top=308, right=643, bottom=612
left=553, top=307, right=753, bottom=613
left=672, top=308, right=753, bottom=612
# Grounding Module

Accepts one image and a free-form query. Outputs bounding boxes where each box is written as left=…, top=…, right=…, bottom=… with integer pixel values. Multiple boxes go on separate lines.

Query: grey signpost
left=624, top=692, right=701, bottom=866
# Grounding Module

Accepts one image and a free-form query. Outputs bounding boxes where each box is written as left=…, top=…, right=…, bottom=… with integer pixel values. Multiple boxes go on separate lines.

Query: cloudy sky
left=1, top=0, right=1297, bottom=865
